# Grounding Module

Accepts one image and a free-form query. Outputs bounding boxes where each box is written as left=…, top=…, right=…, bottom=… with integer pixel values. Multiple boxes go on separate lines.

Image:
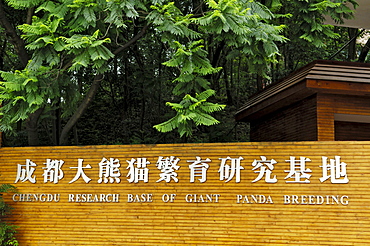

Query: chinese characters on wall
left=14, top=155, right=349, bottom=184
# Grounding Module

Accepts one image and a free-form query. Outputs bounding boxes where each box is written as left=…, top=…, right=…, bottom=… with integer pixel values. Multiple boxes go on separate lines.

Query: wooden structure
left=0, top=142, right=368, bottom=245
left=235, top=60, right=370, bottom=141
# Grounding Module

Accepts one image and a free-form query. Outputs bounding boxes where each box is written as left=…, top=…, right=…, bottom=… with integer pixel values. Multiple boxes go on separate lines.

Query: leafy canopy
left=0, top=0, right=357, bottom=139
left=154, top=90, right=226, bottom=137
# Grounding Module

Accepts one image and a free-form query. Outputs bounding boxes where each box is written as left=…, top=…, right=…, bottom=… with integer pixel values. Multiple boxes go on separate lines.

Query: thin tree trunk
left=224, top=64, right=233, bottom=105
left=25, top=108, right=44, bottom=146
left=256, top=74, right=264, bottom=92
left=0, top=39, right=6, bottom=70
left=52, top=99, right=61, bottom=145
left=73, top=125, right=79, bottom=145
left=26, top=7, right=34, bottom=25
left=347, top=28, right=357, bottom=61
left=59, top=74, right=103, bottom=145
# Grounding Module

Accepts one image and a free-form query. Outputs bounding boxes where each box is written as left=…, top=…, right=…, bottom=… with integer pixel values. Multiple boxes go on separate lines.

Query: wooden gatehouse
left=235, top=60, right=370, bottom=141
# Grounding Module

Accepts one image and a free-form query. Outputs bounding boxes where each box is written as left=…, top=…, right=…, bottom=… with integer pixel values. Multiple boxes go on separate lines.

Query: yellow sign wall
left=0, top=142, right=367, bottom=245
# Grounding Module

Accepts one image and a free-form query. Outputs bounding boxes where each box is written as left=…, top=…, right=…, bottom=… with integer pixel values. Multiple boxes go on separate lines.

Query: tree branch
left=113, top=24, right=150, bottom=55
left=58, top=25, right=150, bottom=145
left=0, top=0, right=29, bottom=67
left=61, top=25, right=150, bottom=71
left=59, top=74, right=103, bottom=145
left=26, top=7, right=35, bottom=25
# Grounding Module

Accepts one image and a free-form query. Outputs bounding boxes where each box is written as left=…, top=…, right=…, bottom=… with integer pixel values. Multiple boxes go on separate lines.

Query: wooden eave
left=235, top=60, right=370, bottom=122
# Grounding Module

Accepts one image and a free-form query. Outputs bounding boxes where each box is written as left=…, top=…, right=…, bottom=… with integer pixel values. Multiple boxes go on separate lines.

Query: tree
left=263, top=0, right=358, bottom=79
left=0, top=0, right=284, bottom=145
left=0, top=0, right=358, bottom=146
left=0, top=0, right=150, bottom=145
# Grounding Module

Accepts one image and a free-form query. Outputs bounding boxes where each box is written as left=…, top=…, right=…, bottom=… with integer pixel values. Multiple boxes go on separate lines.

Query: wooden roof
left=235, top=60, right=370, bottom=122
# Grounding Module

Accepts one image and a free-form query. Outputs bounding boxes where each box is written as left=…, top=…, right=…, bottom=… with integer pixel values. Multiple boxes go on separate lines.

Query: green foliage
left=0, top=184, right=18, bottom=246
left=147, top=2, right=200, bottom=39
left=19, top=13, right=114, bottom=72
left=0, top=0, right=360, bottom=144
left=0, top=67, right=79, bottom=133
left=154, top=89, right=225, bottom=137
left=164, top=40, right=221, bottom=95
left=0, top=0, right=130, bottom=135
left=193, top=0, right=285, bottom=77
left=152, top=0, right=286, bottom=136
left=267, top=0, right=357, bottom=48
left=5, top=0, right=43, bottom=9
